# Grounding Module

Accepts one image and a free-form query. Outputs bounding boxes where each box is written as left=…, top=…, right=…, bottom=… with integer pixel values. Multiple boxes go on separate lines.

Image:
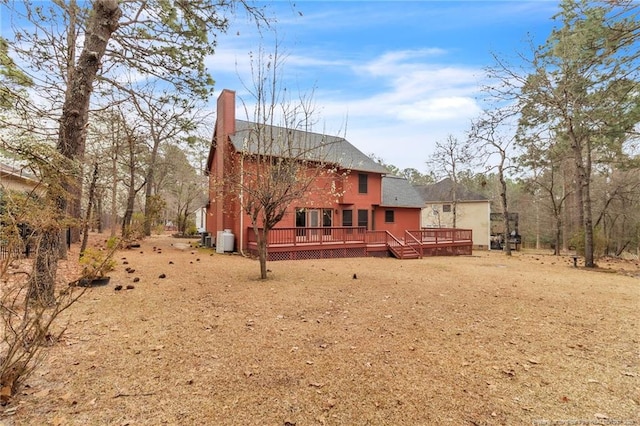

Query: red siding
left=206, top=89, right=422, bottom=253
left=374, top=207, right=421, bottom=236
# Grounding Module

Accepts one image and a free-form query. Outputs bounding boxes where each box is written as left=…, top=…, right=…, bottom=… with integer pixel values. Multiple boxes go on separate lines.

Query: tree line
left=1, top=0, right=638, bottom=291
left=377, top=0, right=639, bottom=263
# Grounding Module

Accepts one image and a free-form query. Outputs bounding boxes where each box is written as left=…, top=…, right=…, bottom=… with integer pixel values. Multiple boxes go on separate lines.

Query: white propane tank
left=222, top=229, right=235, bottom=252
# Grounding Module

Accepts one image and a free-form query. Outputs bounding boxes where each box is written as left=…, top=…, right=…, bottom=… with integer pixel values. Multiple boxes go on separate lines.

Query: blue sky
left=0, top=1, right=560, bottom=172
left=207, top=1, right=560, bottom=172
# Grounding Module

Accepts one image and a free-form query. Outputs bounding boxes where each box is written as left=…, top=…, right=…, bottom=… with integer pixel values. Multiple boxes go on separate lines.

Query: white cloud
left=202, top=1, right=551, bottom=170
left=397, top=97, right=481, bottom=122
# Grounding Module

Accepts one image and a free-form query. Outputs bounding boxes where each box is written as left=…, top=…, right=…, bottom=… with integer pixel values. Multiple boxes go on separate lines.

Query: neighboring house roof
left=414, top=178, right=489, bottom=203
left=228, top=120, right=389, bottom=174
left=0, top=162, right=39, bottom=192
left=381, top=175, right=425, bottom=208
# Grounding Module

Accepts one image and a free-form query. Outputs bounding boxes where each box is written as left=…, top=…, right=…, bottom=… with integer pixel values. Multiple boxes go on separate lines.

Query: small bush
left=186, top=222, right=198, bottom=236
left=569, top=228, right=607, bottom=258
left=79, top=247, right=116, bottom=278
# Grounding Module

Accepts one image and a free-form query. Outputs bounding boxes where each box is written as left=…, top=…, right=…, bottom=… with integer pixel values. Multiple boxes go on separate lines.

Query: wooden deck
left=247, top=227, right=473, bottom=261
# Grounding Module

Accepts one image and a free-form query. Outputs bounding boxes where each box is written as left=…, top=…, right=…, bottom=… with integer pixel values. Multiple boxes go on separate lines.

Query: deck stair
left=386, top=232, right=422, bottom=259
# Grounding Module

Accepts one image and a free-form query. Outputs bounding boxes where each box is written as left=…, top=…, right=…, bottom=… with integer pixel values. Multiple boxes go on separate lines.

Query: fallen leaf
left=0, top=386, right=12, bottom=404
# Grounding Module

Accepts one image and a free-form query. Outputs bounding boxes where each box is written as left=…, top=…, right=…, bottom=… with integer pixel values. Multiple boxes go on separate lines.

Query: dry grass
left=1, top=234, right=638, bottom=426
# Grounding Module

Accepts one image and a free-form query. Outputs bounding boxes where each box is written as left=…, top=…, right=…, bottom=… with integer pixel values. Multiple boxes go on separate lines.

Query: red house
left=205, top=89, right=471, bottom=260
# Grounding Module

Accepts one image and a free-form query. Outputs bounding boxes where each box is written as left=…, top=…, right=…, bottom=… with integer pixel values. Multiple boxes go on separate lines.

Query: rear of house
left=205, top=90, right=468, bottom=259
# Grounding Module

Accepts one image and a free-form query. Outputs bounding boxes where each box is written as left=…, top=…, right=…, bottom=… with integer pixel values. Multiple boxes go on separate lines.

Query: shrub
left=79, top=247, right=116, bottom=278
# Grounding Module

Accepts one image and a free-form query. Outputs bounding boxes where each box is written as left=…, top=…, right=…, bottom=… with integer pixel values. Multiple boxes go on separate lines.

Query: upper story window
left=358, top=173, right=368, bottom=194
left=442, top=204, right=452, bottom=213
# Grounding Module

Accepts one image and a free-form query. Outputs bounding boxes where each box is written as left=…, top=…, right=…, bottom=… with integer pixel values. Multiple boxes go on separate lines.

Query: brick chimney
left=213, top=89, right=237, bottom=236
left=216, top=89, right=236, bottom=137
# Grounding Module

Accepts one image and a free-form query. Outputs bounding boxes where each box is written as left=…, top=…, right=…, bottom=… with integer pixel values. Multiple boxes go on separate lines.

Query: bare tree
left=469, top=108, right=520, bottom=255
left=425, top=135, right=473, bottom=228
left=117, top=112, right=147, bottom=239
left=3, top=0, right=269, bottom=299
left=163, top=144, right=206, bottom=236
left=227, top=46, right=343, bottom=279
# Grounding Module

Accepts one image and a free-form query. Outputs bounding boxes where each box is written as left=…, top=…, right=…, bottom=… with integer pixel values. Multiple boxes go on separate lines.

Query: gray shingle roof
left=414, top=178, right=489, bottom=202
left=229, top=120, right=388, bottom=174
left=381, top=175, right=424, bottom=208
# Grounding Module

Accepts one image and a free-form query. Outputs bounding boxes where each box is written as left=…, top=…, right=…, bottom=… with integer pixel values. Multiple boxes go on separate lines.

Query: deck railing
left=248, top=227, right=472, bottom=246
left=247, top=226, right=473, bottom=259
left=409, top=228, right=473, bottom=244
left=248, top=226, right=368, bottom=246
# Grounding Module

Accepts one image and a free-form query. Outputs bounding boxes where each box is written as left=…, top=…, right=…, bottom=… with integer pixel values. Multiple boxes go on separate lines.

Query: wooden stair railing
left=404, top=231, right=423, bottom=259
left=386, top=231, right=421, bottom=259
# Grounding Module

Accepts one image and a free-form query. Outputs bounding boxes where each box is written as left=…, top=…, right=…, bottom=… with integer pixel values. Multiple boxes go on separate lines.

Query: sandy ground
left=1, top=234, right=638, bottom=426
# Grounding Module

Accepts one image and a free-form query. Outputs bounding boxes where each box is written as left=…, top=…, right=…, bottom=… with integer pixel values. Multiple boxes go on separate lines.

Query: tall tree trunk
left=29, top=0, right=121, bottom=302
left=122, top=184, right=135, bottom=238
left=554, top=214, right=562, bottom=256
left=570, top=132, right=595, bottom=267
left=258, top=228, right=268, bottom=280
left=582, top=145, right=595, bottom=266
left=498, top=166, right=511, bottom=256
left=143, top=135, right=162, bottom=236
left=80, top=162, right=98, bottom=255
left=143, top=167, right=155, bottom=236
left=110, top=145, right=119, bottom=237
left=95, top=188, right=103, bottom=233
left=27, top=228, right=58, bottom=306
left=562, top=174, right=568, bottom=252
left=57, top=0, right=121, bottom=239
left=535, top=198, right=540, bottom=250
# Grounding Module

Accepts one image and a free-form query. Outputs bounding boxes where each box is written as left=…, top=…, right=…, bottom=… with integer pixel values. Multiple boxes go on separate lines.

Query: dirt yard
left=1, top=234, right=638, bottom=426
